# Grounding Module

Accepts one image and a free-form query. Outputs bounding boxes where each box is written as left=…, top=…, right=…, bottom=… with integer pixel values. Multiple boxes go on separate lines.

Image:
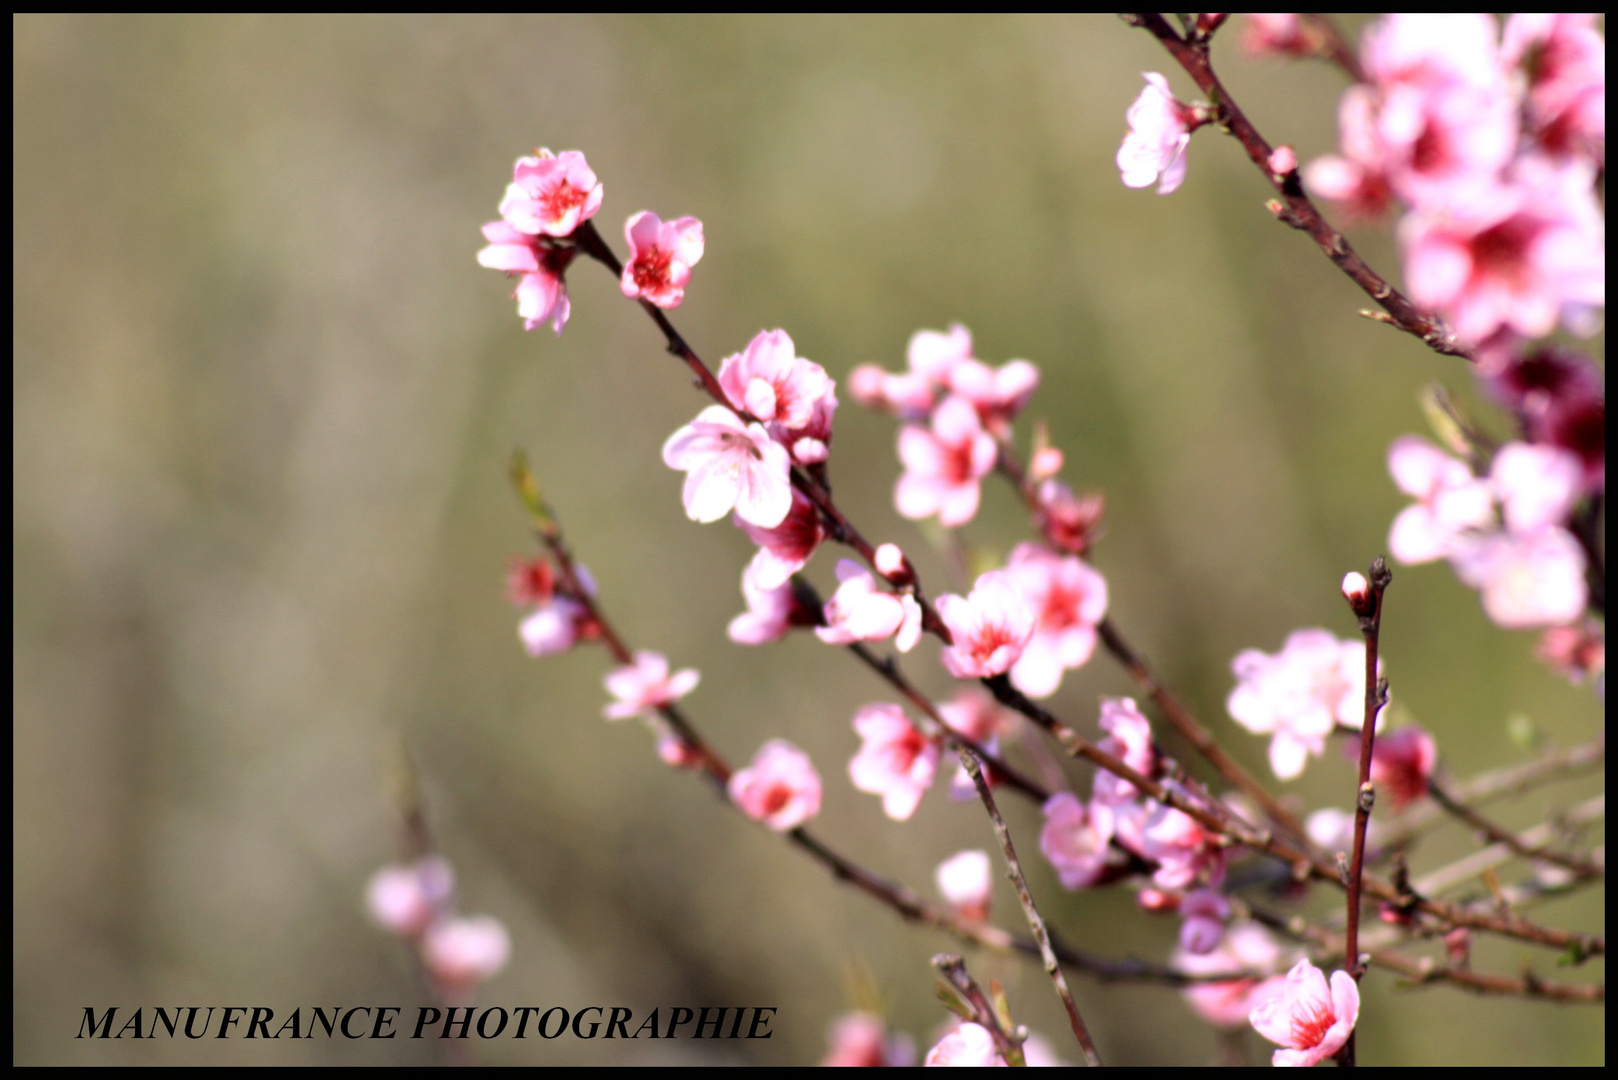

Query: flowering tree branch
left=931, top=953, right=1027, bottom=1066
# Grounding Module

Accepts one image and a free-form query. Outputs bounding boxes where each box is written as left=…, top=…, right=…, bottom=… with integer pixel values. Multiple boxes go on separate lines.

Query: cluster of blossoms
left=1226, top=628, right=1379, bottom=781
left=366, top=857, right=510, bottom=996
left=508, top=555, right=601, bottom=657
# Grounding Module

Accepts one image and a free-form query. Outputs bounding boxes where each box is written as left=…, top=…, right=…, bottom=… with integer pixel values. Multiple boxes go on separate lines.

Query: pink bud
left=874, top=542, right=907, bottom=580
left=421, top=915, right=511, bottom=989
left=1268, top=145, right=1299, bottom=175
left=1341, top=571, right=1371, bottom=613
left=1029, top=445, right=1064, bottom=481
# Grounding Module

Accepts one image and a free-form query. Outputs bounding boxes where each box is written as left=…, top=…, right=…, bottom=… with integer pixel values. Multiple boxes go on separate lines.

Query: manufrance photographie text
left=76, top=1004, right=777, bottom=1041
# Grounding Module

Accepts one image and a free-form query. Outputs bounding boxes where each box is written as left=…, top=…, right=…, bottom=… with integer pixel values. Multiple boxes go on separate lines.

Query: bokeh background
left=15, top=14, right=1603, bottom=1065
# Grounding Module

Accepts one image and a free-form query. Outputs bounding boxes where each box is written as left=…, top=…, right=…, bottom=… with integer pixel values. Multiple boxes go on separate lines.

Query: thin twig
left=933, top=954, right=1027, bottom=1066
left=1414, top=794, right=1606, bottom=900
left=1428, top=778, right=1605, bottom=879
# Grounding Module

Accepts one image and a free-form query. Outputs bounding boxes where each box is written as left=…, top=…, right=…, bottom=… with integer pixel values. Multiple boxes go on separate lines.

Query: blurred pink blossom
left=1178, top=888, right=1231, bottom=955
left=1368, top=725, right=1437, bottom=811
left=935, top=849, right=993, bottom=921
left=729, top=739, right=822, bottom=831
left=1249, top=958, right=1360, bottom=1067
left=1360, top=14, right=1502, bottom=92
left=737, top=488, right=824, bottom=590
left=908, top=323, right=975, bottom=385
left=603, top=650, right=699, bottom=721
left=621, top=211, right=704, bottom=309
left=924, top=1022, right=1005, bottom=1067
left=1092, top=697, right=1155, bottom=806
left=1241, top=14, right=1313, bottom=59
left=939, top=689, right=1014, bottom=800
left=1118, top=73, right=1193, bottom=194
left=1490, top=441, right=1584, bottom=532
left=1228, top=630, right=1377, bottom=781
left=937, top=570, right=1035, bottom=679
left=1304, top=88, right=1396, bottom=221
left=518, top=595, right=591, bottom=657
left=1537, top=620, right=1605, bottom=686
left=1386, top=435, right=1495, bottom=565
left=662, top=405, right=793, bottom=528
left=366, top=857, right=454, bottom=938
left=477, top=220, right=576, bottom=334
left=717, top=329, right=833, bottom=431
left=816, top=560, right=922, bottom=652
left=421, top=915, right=511, bottom=991
left=1503, top=14, right=1605, bottom=162
left=848, top=704, right=939, bottom=821
left=1449, top=525, right=1588, bottom=628
left=945, top=358, right=1040, bottom=433
left=497, top=149, right=603, bottom=237
left=895, top=396, right=998, bottom=527
left=1375, top=82, right=1518, bottom=208
left=1140, top=800, right=1224, bottom=891
left=823, top=1012, right=916, bottom=1067
left=1035, top=480, right=1105, bottom=556
left=1039, top=792, right=1116, bottom=890
left=728, top=565, right=811, bottom=646
left=1484, top=345, right=1605, bottom=492
left=1177, top=923, right=1289, bottom=1028
left=1003, top=543, right=1109, bottom=699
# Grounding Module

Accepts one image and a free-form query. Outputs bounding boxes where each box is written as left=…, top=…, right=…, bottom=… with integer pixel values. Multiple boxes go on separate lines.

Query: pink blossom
left=1341, top=572, right=1370, bottom=611
left=784, top=389, right=839, bottom=465
left=497, top=150, right=603, bottom=237
left=656, top=733, right=702, bottom=770
left=366, top=857, right=454, bottom=938
left=1361, top=14, right=1502, bottom=92
left=935, top=849, right=993, bottom=921
left=848, top=364, right=937, bottom=420
left=1177, top=923, right=1289, bottom=1029
left=1178, top=888, right=1231, bottom=955
left=518, top=595, right=591, bottom=656
left=1039, top=792, right=1115, bottom=890
left=816, top=560, right=923, bottom=652
left=421, top=915, right=511, bottom=990
left=1035, top=480, right=1105, bottom=556
left=1400, top=157, right=1605, bottom=344
left=945, top=358, right=1040, bottom=433
left=939, top=689, right=1014, bottom=800
left=1386, top=435, right=1494, bottom=565
left=603, top=650, right=699, bottom=721
left=1003, top=543, right=1109, bottom=699
left=848, top=703, right=939, bottom=821
left=1304, top=87, right=1396, bottom=221
left=1228, top=630, right=1376, bottom=781
left=924, top=1022, right=1005, bottom=1067
left=823, top=1012, right=916, bottom=1067
left=1449, top=525, right=1588, bottom=628
left=1140, top=800, right=1224, bottom=890
left=1503, top=14, right=1605, bottom=161
left=1091, top=697, right=1155, bottom=806
left=737, top=488, right=824, bottom=590
left=1490, top=441, right=1583, bottom=533
left=662, top=405, right=793, bottom=528
left=1375, top=82, right=1518, bottom=208
left=620, top=211, right=704, bottom=309
left=894, top=396, right=998, bottom=527
left=1484, top=345, right=1605, bottom=492
left=1536, top=620, right=1605, bottom=685
left=1249, top=958, right=1360, bottom=1067
left=908, top=323, right=976, bottom=384
left=477, top=220, right=576, bottom=334
left=874, top=542, right=909, bottom=582
left=1368, top=726, right=1437, bottom=811
left=729, top=739, right=822, bottom=832
left=937, top=570, right=1035, bottom=679
left=506, top=557, right=555, bottom=608
left=1241, top=14, right=1314, bottom=60
left=717, top=329, right=833, bottom=431
left=728, top=564, right=810, bottom=646
left=1118, top=73, right=1193, bottom=194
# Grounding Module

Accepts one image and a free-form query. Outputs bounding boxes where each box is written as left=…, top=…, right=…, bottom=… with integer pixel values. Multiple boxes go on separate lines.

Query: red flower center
left=1289, top=998, right=1336, bottom=1049
left=761, top=784, right=794, bottom=817
left=1470, top=215, right=1538, bottom=286
left=632, top=247, right=674, bottom=293
left=538, top=178, right=588, bottom=225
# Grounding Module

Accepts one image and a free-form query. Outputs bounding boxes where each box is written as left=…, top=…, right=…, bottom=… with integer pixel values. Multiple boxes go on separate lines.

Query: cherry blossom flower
left=1118, top=73, right=1193, bottom=194
left=784, top=390, right=839, bottom=465
left=1140, top=800, right=1225, bottom=890
left=497, top=150, right=603, bottom=238
left=1179, top=888, right=1231, bottom=955
left=1490, top=441, right=1584, bottom=533
left=1305, top=806, right=1387, bottom=855
left=924, top=1022, right=1005, bottom=1067
left=848, top=363, right=937, bottom=420
left=421, top=915, right=512, bottom=990
left=1381, top=82, right=1518, bottom=208
left=1241, top=14, right=1315, bottom=59
left=1360, top=14, right=1502, bottom=92
left=1386, top=435, right=1495, bottom=564
left=1341, top=571, right=1371, bottom=611
left=937, top=570, right=1036, bottom=679
left=1449, top=525, right=1588, bottom=629
left=938, top=688, right=1014, bottom=800
left=728, top=564, right=812, bottom=646
left=656, top=733, right=702, bottom=770
left=895, top=396, right=998, bottom=527
left=518, top=595, right=591, bottom=657
left=366, top=857, right=454, bottom=938
left=1002, top=543, right=1109, bottom=698
left=1039, top=792, right=1115, bottom=890
left=1228, top=630, right=1377, bottom=781
left=823, top=1012, right=916, bottom=1067
left=1484, top=345, right=1605, bottom=492
left=815, top=560, right=923, bottom=652
left=718, top=329, right=833, bottom=430
left=620, top=211, right=704, bottom=309
left=945, top=357, right=1040, bottom=433
left=477, top=220, right=576, bottom=334
left=662, top=405, right=792, bottom=528
left=908, top=323, right=975, bottom=384
left=935, top=850, right=993, bottom=921
left=737, top=488, right=824, bottom=590
left=1249, top=958, right=1360, bottom=1067
left=1176, top=922, right=1290, bottom=1028
left=848, top=703, right=939, bottom=821
left=1035, top=480, right=1105, bottom=556
left=603, top=650, right=699, bottom=721
left=1091, top=697, right=1155, bottom=806
left=1503, top=14, right=1605, bottom=162
left=1536, top=620, right=1605, bottom=686
left=1368, top=725, right=1437, bottom=811
left=729, top=739, right=822, bottom=832
left=506, top=557, right=555, bottom=607
left=1304, top=88, right=1396, bottom=221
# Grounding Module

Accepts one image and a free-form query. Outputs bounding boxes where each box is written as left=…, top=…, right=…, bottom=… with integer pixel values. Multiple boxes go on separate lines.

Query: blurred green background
left=14, top=14, right=1603, bottom=1065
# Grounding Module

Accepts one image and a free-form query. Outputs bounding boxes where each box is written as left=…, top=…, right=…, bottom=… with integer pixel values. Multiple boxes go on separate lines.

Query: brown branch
left=962, top=749, right=1104, bottom=1066
left=1428, top=778, right=1605, bottom=880
left=933, top=954, right=1027, bottom=1066
left=1297, top=13, right=1365, bottom=82
left=1414, top=794, right=1606, bottom=901
left=1120, top=12, right=1471, bottom=361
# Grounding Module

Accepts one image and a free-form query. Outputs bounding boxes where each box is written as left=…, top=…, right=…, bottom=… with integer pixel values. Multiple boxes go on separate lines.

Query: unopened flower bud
left=874, top=542, right=909, bottom=582
left=1341, top=571, right=1373, bottom=615
left=1268, top=145, right=1298, bottom=176
left=1029, top=445, right=1064, bottom=481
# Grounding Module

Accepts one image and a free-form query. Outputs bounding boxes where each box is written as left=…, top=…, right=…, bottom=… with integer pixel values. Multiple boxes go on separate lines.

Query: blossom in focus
left=1178, top=888, right=1231, bottom=956
left=816, top=560, right=923, bottom=652
left=1537, top=620, right=1605, bottom=686
left=728, top=564, right=810, bottom=646
left=1228, top=629, right=1377, bottom=781
left=1386, top=435, right=1496, bottom=564
left=497, top=150, right=603, bottom=237
left=924, top=1022, right=1005, bottom=1067
left=718, top=329, right=833, bottom=430
left=1449, top=526, right=1588, bottom=628
left=1249, top=958, right=1360, bottom=1067
left=1091, top=697, right=1155, bottom=806
left=935, top=849, right=993, bottom=921
left=662, top=405, right=792, bottom=528
left=477, top=220, right=576, bottom=334
left=895, top=396, right=998, bottom=528
left=621, top=211, right=704, bottom=309
left=823, top=1012, right=916, bottom=1068
left=848, top=703, right=939, bottom=821
left=421, top=915, right=512, bottom=990
left=1489, top=441, right=1584, bottom=533
left=729, top=739, right=822, bottom=832
left=937, top=570, right=1035, bottom=679
left=366, top=857, right=454, bottom=938
left=737, top=488, right=824, bottom=590
left=1502, top=14, right=1605, bottom=162
left=1368, top=725, right=1437, bottom=811
left=1118, top=73, right=1193, bottom=194
left=1039, top=792, right=1115, bottom=890
left=1002, top=543, right=1109, bottom=699
left=603, top=650, right=699, bottom=721
left=1176, top=922, right=1290, bottom=1028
